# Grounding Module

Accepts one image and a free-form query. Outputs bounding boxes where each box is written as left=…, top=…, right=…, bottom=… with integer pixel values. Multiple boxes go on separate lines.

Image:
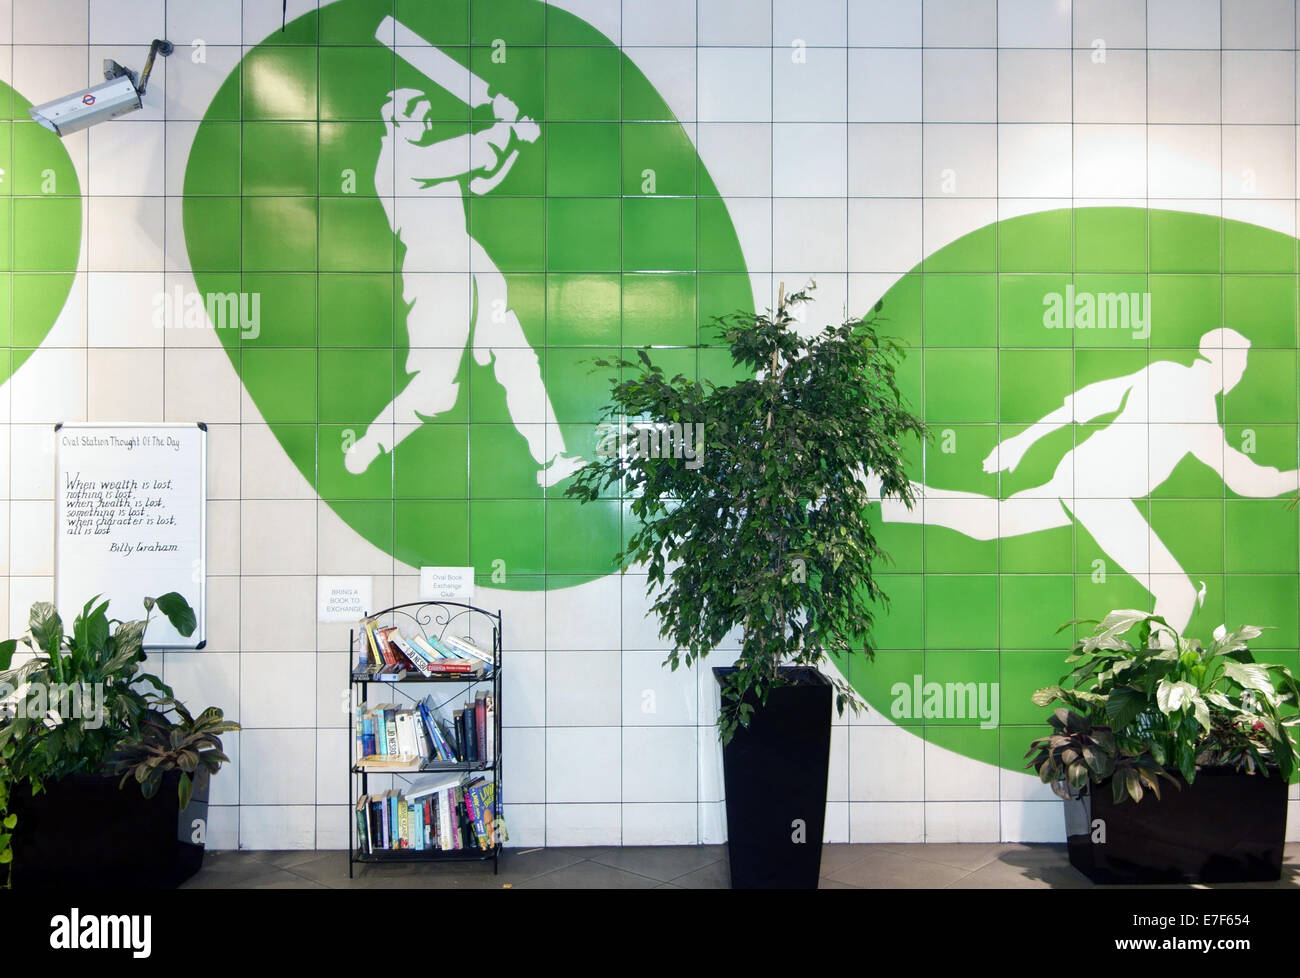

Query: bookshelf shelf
left=348, top=600, right=504, bottom=878
left=349, top=670, right=493, bottom=684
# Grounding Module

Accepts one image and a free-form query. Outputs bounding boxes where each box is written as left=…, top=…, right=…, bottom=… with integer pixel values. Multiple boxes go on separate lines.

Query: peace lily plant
left=0, top=593, right=237, bottom=885
left=1027, top=609, right=1300, bottom=803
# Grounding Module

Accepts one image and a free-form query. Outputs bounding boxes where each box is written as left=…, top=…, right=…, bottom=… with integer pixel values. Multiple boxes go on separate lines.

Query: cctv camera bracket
left=102, top=39, right=172, bottom=99
left=133, top=39, right=174, bottom=97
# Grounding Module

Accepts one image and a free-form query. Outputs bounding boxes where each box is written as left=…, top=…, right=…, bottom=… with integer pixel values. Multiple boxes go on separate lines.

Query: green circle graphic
left=182, top=0, right=752, bottom=591
left=3, top=80, right=81, bottom=377
left=844, top=206, right=1300, bottom=772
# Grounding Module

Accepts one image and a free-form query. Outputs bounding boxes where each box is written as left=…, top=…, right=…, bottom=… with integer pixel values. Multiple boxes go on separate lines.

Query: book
left=443, top=633, right=495, bottom=668
left=362, top=618, right=382, bottom=664
left=418, top=697, right=458, bottom=762
left=384, top=707, right=399, bottom=758
left=380, top=626, right=422, bottom=671
left=461, top=704, right=477, bottom=763
left=356, top=795, right=370, bottom=854
left=391, top=633, right=436, bottom=677
left=395, top=710, right=417, bottom=758
left=413, top=635, right=449, bottom=661
left=374, top=705, right=389, bottom=755
left=453, top=709, right=466, bottom=761
left=475, top=695, right=487, bottom=765
left=484, top=695, right=495, bottom=764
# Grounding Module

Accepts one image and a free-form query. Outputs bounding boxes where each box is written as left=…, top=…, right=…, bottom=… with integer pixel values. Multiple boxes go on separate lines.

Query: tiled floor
left=181, top=843, right=1300, bottom=889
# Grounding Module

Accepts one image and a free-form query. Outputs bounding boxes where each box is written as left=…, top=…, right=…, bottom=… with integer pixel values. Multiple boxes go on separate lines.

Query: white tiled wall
left=6, top=0, right=1300, bottom=849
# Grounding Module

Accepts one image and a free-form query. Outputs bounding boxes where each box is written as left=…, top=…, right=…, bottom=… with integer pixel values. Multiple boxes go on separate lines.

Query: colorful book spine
left=355, top=795, right=370, bottom=853
left=475, top=696, right=487, bottom=764
left=419, top=699, right=456, bottom=761
left=362, top=618, right=381, bottom=666
left=443, top=633, right=495, bottom=667
left=392, top=634, right=434, bottom=677
left=385, top=709, right=398, bottom=757
left=465, top=782, right=485, bottom=849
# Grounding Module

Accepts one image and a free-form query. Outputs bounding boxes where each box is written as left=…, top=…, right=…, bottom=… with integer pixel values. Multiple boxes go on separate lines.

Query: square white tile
left=698, top=48, right=772, bottom=122
left=849, top=0, right=922, bottom=46
left=773, top=123, right=847, bottom=197
left=698, top=0, right=771, bottom=45
left=998, top=50, right=1072, bottom=123
left=622, top=726, right=697, bottom=802
left=773, top=46, right=847, bottom=123
left=997, top=0, right=1072, bottom=47
left=623, top=0, right=696, bottom=46
left=923, top=0, right=997, bottom=47
left=922, top=49, right=997, bottom=123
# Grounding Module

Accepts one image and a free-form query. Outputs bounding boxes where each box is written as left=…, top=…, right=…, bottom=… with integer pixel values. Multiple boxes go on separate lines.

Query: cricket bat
left=378, top=15, right=492, bottom=107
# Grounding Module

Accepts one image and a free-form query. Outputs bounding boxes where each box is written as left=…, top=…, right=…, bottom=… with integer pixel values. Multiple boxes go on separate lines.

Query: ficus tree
left=567, top=285, right=926, bottom=741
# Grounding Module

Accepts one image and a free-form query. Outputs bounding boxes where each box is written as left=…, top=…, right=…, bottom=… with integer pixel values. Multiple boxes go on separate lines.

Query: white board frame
left=54, top=422, right=207, bottom=649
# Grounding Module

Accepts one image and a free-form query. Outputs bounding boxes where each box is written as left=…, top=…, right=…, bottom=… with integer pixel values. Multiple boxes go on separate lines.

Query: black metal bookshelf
left=347, top=600, right=503, bottom=877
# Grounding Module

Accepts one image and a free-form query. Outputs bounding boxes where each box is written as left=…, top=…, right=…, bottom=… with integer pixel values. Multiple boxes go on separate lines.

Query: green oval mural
left=3, top=80, right=81, bottom=379
left=182, top=0, right=752, bottom=590
left=845, top=206, right=1300, bottom=773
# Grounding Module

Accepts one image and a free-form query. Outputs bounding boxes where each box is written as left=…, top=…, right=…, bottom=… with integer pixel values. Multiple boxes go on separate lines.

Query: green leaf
left=1156, top=679, right=1198, bottom=715
left=1209, top=624, right=1263, bottom=656
left=152, top=593, right=196, bottom=638
left=1224, top=660, right=1277, bottom=702
left=2, top=814, right=14, bottom=830
left=0, top=639, right=17, bottom=672
left=1104, top=686, right=1148, bottom=730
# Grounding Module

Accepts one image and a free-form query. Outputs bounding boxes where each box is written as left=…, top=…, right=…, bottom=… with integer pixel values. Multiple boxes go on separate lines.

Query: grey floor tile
left=824, top=848, right=972, bottom=888
left=181, top=863, right=313, bottom=889
left=495, top=846, right=592, bottom=879
left=671, top=858, right=732, bottom=889
left=818, top=844, right=875, bottom=876
left=818, top=878, right=861, bottom=888
left=515, top=860, right=662, bottom=889
left=589, top=845, right=724, bottom=882
left=878, top=843, right=1009, bottom=872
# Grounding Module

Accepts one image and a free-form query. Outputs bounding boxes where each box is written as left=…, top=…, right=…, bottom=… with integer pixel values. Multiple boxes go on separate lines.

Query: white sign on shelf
left=419, top=566, right=474, bottom=603
left=318, top=577, right=372, bottom=622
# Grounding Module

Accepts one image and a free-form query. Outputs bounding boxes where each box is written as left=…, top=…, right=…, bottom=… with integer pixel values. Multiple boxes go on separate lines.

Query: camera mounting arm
left=134, top=38, right=174, bottom=97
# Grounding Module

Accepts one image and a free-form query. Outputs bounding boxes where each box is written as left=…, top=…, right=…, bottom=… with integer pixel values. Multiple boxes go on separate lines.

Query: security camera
left=29, top=38, right=174, bottom=136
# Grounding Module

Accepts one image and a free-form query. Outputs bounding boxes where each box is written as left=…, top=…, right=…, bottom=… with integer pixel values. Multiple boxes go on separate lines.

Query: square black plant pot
left=8, top=768, right=211, bottom=889
left=714, top=666, right=833, bottom=889
left=1063, top=766, right=1288, bottom=884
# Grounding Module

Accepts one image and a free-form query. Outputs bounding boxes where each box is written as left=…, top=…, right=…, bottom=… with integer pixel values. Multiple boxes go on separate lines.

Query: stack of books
left=356, top=618, right=495, bottom=680
left=355, top=775, right=507, bottom=853
left=355, top=693, right=495, bottom=771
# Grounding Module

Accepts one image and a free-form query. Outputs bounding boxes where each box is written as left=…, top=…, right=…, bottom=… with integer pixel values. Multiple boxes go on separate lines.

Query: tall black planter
left=9, top=768, right=210, bottom=889
left=714, top=666, right=832, bottom=889
left=1063, top=766, right=1287, bottom=884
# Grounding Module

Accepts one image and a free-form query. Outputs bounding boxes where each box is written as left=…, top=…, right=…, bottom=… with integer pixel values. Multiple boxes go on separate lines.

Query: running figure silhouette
left=872, top=328, right=1299, bottom=632
left=344, top=87, right=585, bottom=488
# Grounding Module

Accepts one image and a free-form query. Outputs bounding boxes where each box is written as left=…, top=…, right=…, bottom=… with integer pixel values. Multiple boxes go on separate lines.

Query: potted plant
left=0, top=593, right=237, bottom=889
left=567, top=285, right=925, bottom=887
left=1027, top=609, right=1300, bottom=883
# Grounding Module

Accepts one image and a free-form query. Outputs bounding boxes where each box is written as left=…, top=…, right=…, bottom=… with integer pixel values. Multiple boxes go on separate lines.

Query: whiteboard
left=55, top=423, right=206, bottom=649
